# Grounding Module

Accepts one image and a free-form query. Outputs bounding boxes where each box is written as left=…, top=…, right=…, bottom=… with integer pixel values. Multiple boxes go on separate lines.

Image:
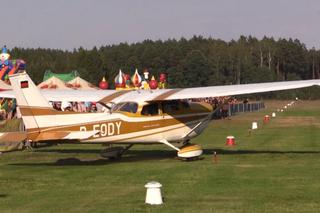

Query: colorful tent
left=66, top=76, right=98, bottom=90
left=43, top=70, right=79, bottom=82
left=38, top=76, right=72, bottom=90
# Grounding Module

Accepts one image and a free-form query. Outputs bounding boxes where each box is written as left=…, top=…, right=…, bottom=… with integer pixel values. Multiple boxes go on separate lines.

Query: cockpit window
left=113, top=102, right=138, bottom=113
left=112, top=103, right=124, bottom=111
left=163, top=100, right=180, bottom=113
left=181, top=100, right=190, bottom=108
left=141, top=103, right=159, bottom=116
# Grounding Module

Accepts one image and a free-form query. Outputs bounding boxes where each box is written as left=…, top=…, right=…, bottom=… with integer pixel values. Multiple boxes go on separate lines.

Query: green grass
left=0, top=100, right=320, bottom=213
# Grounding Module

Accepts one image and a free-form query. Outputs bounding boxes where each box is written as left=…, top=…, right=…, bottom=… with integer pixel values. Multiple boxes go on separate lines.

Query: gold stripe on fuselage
left=25, top=113, right=209, bottom=142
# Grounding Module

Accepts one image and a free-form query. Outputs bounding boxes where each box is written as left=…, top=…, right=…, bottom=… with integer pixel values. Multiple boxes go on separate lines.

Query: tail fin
left=9, top=72, right=51, bottom=136
left=9, top=72, right=100, bottom=142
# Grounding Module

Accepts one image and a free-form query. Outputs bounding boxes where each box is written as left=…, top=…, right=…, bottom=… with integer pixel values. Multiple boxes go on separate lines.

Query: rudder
left=9, top=72, right=51, bottom=136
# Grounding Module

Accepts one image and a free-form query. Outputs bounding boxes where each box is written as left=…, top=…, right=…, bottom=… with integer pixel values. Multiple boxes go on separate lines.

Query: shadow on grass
left=9, top=149, right=177, bottom=166
left=35, top=148, right=102, bottom=154
left=0, top=194, right=7, bottom=198
left=9, top=148, right=320, bottom=167
left=203, top=149, right=320, bottom=155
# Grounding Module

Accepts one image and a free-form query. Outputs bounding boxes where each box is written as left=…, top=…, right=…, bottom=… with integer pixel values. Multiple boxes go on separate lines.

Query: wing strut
left=159, top=139, right=180, bottom=151
left=181, top=121, right=204, bottom=139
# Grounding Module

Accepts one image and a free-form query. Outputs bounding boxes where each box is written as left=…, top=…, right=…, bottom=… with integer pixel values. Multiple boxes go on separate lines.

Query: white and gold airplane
left=1, top=72, right=320, bottom=158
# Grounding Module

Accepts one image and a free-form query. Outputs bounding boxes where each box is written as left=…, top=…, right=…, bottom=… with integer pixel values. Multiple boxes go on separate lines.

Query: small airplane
left=0, top=72, right=319, bottom=159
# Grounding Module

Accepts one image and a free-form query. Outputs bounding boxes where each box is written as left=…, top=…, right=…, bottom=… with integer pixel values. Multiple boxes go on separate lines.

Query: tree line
left=9, top=35, right=320, bottom=98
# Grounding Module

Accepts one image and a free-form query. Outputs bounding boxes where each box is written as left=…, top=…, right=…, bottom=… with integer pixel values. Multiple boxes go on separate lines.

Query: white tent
left=0, top=80, right=12, bottom=91
left=66, top=76, right=98, bottom=90
left=37, top=76, right=72, bottom=90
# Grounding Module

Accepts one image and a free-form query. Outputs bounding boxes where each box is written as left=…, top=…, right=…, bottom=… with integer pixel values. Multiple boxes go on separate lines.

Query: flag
left=20, top=80, right=28, bottom=88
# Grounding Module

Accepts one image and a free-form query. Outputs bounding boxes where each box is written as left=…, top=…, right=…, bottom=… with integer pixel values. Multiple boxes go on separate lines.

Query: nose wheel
left=177, top=143, right=203, bottom=159
left=159, top=139, right=203, bottom=160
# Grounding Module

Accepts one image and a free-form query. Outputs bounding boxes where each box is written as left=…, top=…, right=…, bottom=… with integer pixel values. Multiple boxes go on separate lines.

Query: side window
left=163, top=100, right=180, bottom=113
left=141, top=103, right=159, bottom=116
left=113, top=102, right=138, bottom=113
left=181, top=101, right=190, bottom=108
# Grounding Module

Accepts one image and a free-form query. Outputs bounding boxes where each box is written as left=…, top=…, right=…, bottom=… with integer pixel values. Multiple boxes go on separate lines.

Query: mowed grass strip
left=0, top=100, right=319, bottom=213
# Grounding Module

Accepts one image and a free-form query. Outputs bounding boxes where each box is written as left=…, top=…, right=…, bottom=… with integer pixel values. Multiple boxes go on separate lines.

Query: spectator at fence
left=221, top=102, right=229, bottom=119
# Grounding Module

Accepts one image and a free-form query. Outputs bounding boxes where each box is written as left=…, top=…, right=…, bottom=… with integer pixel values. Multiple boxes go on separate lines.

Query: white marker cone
left=145, top=181, right=163, bottom=205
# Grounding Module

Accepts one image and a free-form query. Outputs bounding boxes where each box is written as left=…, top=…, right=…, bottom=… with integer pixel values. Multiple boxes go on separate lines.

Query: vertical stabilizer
left=9, top=72, right=51, bottom=136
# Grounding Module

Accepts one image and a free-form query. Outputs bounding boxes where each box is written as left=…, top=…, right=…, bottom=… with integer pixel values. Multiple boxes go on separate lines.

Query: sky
left=1, top=0, right=320, bottom=50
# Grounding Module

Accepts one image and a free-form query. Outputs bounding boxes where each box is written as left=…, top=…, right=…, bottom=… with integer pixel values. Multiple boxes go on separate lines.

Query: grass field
left=0, top=100, right=320, bottom=213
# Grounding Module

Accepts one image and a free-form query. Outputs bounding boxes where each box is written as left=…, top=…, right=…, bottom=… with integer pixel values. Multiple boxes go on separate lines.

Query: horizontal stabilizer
left=35, top=130, right=99, bottom=141
left=63, top=130, right=100, bottom=140
left=0, top=132, right=26, bottom=152
left=0, top=132, right=27, bottom=142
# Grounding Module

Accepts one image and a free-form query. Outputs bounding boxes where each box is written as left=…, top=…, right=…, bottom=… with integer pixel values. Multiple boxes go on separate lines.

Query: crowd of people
left=50, top=101, right=107, bottom=113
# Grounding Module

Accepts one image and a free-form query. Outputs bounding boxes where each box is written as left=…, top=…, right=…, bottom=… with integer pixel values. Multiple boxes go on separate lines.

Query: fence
left=229, top=102, right=265, bottom=116
left=212, top=102, right=265, bottom=119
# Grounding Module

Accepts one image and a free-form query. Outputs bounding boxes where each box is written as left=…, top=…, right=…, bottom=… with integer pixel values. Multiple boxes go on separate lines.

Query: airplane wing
left=101, top=79, right=320, bottom=103
left=0, top=79, right=319, bottom=103
left=151, top=79, right=320, bottom=101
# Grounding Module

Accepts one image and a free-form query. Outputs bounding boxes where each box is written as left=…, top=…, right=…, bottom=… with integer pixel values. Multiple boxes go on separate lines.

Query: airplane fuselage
left=22, top=100, right=213, bottom=144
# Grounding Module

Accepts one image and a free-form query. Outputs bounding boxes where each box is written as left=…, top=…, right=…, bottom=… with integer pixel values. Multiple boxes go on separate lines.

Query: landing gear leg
left=100, top=144, right=133, bottom=160
left=24, top=140, right=33, bottom=151
left=183, top=139, right=190, bottom=146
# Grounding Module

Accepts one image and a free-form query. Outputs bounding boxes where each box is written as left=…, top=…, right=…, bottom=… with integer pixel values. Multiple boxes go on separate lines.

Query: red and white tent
left=66, top=76, right=98, bottom=90
left=37, top=76, right=72, bottom=90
